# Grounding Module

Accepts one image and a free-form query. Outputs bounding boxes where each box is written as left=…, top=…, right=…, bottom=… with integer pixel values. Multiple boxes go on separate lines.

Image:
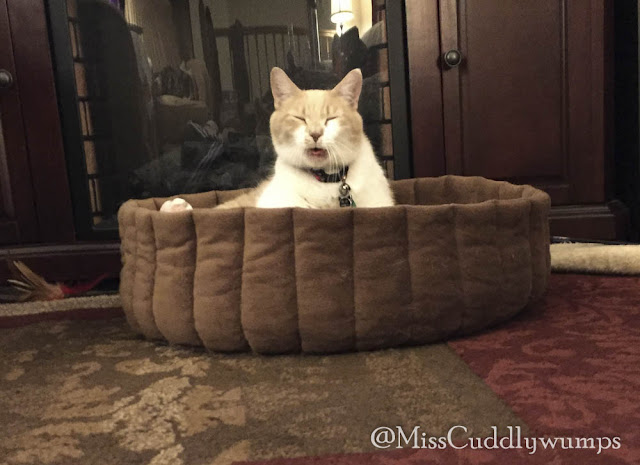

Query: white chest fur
left=256, top=141, right=394, bottom=209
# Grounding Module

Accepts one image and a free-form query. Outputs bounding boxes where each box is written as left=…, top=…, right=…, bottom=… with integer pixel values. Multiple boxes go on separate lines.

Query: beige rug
left=0, top=295, right=120, bottom=317
left=550, top=242, right=640, bottom=275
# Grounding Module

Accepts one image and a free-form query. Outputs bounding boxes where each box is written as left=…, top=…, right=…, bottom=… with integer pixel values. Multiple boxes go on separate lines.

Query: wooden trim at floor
left=549, top=201, right=629, bottom=241
left=0, top=242, right=121, bottom=282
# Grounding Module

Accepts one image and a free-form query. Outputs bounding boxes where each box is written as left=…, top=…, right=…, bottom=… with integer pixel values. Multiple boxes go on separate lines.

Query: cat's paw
left=160, top=198, right=193, bottom=213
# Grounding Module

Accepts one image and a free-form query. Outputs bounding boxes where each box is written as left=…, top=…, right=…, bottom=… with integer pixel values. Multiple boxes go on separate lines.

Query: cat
left=160, top=67, right=394, bottom=212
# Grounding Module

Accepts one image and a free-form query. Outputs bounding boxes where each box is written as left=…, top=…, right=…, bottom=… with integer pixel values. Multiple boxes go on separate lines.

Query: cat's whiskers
left=291, top=147, right=306, bottom=170
left=329, top=138, right=355, bottom=155
left=330, top=145, right=344, bottom=172
left=327, top=138, right=353, bottom=157
left=326, top=142, right=348, bottom=175
left=330, top=146, right=341, bottom=176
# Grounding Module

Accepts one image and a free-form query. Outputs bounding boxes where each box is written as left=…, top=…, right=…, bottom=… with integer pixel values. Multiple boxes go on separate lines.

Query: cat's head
left=269, top=67, right=364, bottom=171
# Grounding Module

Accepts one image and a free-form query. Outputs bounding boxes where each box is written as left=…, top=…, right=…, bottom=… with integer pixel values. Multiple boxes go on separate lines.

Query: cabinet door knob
left=0, top=69, right=13, bottom=89
left=443, top=49, right=463, bottom=68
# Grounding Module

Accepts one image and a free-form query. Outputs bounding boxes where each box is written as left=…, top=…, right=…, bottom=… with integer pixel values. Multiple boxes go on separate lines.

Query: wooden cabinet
left=0, top=0, right=38, bottom=244
left=0, top=0, right=630, bottom=283
left=406, top=0, right=623, bottom=239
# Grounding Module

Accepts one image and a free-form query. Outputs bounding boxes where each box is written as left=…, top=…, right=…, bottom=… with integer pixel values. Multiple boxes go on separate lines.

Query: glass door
left=48, top=0, right=411, bottom=239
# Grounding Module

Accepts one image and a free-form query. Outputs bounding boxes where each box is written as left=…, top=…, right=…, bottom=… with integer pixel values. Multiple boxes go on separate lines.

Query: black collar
left=308, top=166, right=349, bottom=183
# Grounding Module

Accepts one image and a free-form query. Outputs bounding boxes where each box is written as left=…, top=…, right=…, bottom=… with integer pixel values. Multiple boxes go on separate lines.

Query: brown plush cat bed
left=118, top=175, right=550, bottom=354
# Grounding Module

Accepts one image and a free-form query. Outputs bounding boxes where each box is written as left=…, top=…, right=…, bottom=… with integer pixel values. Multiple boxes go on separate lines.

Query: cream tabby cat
left=161, top=67, right=394, bottom=212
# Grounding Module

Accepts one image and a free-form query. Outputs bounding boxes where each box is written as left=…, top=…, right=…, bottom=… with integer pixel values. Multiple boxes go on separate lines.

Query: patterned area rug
left=1, top=274, right=638, bottom=465
left=0, top=320, right=521, bottom=465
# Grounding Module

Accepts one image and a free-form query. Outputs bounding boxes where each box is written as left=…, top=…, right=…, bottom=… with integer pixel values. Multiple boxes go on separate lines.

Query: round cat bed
left=118, top=175, right=550, bottom=354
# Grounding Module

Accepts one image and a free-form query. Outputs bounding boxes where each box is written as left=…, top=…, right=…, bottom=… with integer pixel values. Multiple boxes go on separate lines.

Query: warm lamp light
left=331, top=0, right=354, bottom=24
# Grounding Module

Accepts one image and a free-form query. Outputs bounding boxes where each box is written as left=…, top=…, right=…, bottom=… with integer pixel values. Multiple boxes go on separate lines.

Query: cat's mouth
left=307, top=148, right=328, bottom=158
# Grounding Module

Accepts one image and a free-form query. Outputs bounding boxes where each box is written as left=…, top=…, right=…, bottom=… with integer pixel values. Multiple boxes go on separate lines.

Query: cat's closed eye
left=325, top=116, right=338, bottom=124
left=292, top=115, right=306, bottom=122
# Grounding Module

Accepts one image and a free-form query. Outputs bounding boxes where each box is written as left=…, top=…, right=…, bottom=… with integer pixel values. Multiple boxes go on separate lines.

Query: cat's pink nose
left=310, top=131, right=323, bottom=142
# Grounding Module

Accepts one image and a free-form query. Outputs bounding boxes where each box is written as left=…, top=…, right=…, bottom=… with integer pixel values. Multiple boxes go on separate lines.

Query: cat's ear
left=332, top=69, right=362, bottom=109
left=270, top=67, right=301, bottom=108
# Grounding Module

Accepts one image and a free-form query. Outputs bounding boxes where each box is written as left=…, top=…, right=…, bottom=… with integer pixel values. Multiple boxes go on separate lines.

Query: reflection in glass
left=66, top=0, right=392, bottom=228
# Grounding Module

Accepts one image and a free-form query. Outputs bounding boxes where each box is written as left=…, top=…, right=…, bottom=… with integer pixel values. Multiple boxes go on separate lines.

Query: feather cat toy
left=5, top=261, right=109, bottom=302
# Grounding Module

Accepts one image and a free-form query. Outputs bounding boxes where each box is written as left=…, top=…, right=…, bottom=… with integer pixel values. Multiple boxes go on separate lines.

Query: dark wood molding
left=386, top=0, right=413, bottom=179
left=405, top=0, right=446, bottom=177
left=212, top=25, right=308, bottom=37
left=6, top=0, right=76, bottom=243
left=565, top=0, right=613, bottom=205
left=0, top=0, right=39, bottom=244
left=0, top=242, right=121, bottom=282
left=439, top=0, right=463, bottom=175
left=549, top=202, right=629, bottom=241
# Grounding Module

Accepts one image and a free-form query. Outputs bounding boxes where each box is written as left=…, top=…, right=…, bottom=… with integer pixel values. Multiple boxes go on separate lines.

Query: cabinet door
left=409, top=0, right=609, bottom=206
left=0, top=0, right=38, bottom=244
